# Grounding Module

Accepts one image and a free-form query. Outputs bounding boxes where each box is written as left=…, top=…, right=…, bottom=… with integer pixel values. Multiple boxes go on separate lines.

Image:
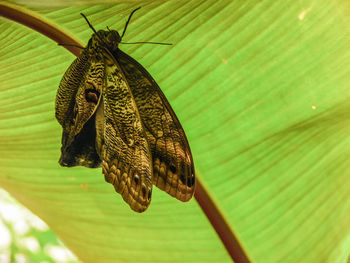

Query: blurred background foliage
left=0, top=0, right=350, bottom=262
left=0, top=189, right=79, bottom=263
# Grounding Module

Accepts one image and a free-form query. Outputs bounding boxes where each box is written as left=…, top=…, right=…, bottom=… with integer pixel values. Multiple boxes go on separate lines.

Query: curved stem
left=0, top=3, right=251, bottom=262
left=195, top=179, right=251, bottom=262
left=0, top=2, right=84, bottom=55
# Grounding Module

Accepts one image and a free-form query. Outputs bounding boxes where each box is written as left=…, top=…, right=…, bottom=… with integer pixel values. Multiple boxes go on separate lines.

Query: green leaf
left=1, top=1, right=349, bottom=262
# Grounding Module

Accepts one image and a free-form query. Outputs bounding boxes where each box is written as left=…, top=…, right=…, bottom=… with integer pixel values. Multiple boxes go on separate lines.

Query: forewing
left=115, top=49, right=195, bottom=202
left=99, top=55, right=153, bottom=212
left=55, top=49, right=90, bottom=128
left=56, top=50, right=103, bottom=168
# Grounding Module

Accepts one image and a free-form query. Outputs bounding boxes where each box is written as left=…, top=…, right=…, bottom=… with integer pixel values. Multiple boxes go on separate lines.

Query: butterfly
left=55, top=8, right=195, bottom=212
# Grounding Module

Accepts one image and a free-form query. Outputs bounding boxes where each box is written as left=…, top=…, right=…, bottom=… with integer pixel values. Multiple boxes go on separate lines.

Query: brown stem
left=0, top=3, right=251, bottom=262
left=195, top=180, right=251, bottom=263
left=0, top=2, right=84, bottom=55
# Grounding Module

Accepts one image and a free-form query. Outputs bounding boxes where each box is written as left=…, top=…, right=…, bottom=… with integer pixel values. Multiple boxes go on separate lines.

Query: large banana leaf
left=1, top=1, right=349, bottom=262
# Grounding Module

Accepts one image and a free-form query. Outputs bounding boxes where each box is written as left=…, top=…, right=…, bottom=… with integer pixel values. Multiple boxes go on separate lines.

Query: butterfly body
left=56, top=17, right=195, bottom=212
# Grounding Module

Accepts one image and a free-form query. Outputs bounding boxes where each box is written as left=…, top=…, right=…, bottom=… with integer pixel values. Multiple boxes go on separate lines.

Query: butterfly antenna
left=81, top=13, right=98, bottom=35
left=81, top=13, right=109, bottom=47
left=58, top=43, right=84, bottom=49
left=121, top=7, right=141, bottom=39
left=121, top=41, right=172, bottom=45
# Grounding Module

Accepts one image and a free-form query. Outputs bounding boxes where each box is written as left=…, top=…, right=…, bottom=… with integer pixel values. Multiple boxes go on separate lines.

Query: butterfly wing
left=55, top=49, right=90, bottom=129
left=115, top=49, right=195, bottom=202
left=98, top=54, right=153, bottom=212
left=56, top=50, right=103, bottom=168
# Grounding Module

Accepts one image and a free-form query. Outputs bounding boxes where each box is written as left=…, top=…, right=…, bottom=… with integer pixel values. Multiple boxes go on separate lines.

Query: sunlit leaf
left=1, top=1, right=349, bottom=262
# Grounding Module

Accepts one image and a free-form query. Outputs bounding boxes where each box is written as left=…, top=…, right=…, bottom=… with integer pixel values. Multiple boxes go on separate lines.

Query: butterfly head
left=90, top=30, right=121, bottom=52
